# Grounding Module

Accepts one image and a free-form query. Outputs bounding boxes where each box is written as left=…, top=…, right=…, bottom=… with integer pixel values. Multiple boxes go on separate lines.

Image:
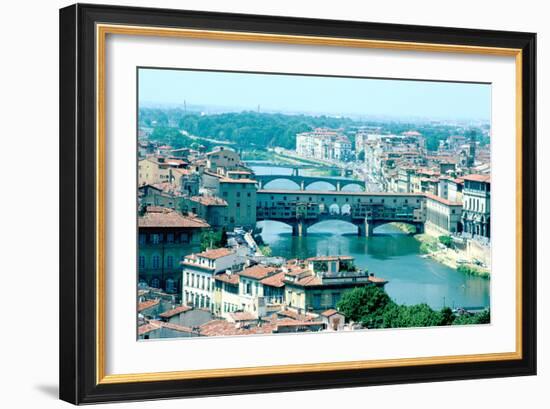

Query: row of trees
left=140, top=108, right=489, bottom=153
left=336, top=286, right=490, bottom=329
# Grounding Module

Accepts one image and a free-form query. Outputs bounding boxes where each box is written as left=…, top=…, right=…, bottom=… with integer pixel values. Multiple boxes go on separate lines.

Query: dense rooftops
left=139, top=207, right=210, bottom=228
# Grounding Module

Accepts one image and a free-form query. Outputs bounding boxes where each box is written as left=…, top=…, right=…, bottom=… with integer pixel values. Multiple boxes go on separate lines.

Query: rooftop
left=195, top=247, right=234, bottom=260
left=199, top=320, right=275, bottom=337
left=259, top=271, right=286, bottom=288
left=239, top=265, right=277, bottom=280
left=137, top=299, right=159, bottom=312
left=214, top=273, right=240, bottom=285
left=463, top=174, right=491, bottom=183
left=158, top=305, right=192, bottom=318
left=139, top=208, right=210, bottom=229
left=425, top=193, right=462, bottom=207
left=229, top=312, right=257, bottom=322
left=321, top=309, right=340, bottom=318
left=190, top=195, right=228, bottom=206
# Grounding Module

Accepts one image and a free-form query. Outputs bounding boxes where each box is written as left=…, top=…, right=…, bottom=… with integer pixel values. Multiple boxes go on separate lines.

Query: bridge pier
left=336, top=182, right=341, bottom=191
left=292, top=221, right=307, bottom=236
left=300, top=181, right=305, bottom=191
left=358, top=220, right=374, bottom=237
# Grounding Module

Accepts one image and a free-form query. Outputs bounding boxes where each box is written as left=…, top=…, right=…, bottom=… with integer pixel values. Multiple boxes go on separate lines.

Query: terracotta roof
left=190, top=195, right=228, bottom=206
left=220, top=178, right=257, bottom=184
left=463, top=174, right=491, bottom=183
left=160, top=321, right=194, bottom=333
left=260, top=271, right=286, bottom=288
left=215, top=273, right=240, bottom=285
left=277, top=309, right=316, bottom=321
left=290, top=275, right=323, bottom=286
left=195, top=248, right=234, bottom=260
left=138, top=322, right=160, bottom=335
left=274, top=319, right=324, bottom=327
left=229, top=312, right=256, bottom=321
left=425, top=193, right=462, bottom=207
left=239, top=265, right=276, bottom=280
left=321, top=309, right=340, bottom=317
left=158, top=305, right=192, bottom=318
left=199, top=320, right=275, bottom=337
left=139, top=208, right=210, bottom=228
left=137, top=299, right=159, bottom=312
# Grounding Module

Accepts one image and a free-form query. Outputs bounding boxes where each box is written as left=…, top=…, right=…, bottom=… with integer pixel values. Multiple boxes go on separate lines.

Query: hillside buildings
left=296, top=128, right=352, bottom=162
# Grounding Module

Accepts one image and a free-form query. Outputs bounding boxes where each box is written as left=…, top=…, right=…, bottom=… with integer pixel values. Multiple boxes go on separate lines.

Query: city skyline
left=139, top=68, right=492, bottom=122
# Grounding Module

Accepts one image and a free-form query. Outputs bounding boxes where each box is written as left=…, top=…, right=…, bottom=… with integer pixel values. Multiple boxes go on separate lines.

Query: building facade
left=181, top=248, right=243, bottom=310
left=461, top=174, right=491, bottom=239
left=138, top=207, right=210, bottom=293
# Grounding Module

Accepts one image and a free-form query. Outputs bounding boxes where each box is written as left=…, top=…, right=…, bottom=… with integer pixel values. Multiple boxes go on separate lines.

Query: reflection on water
left=259, top=220, right=490, bottom=310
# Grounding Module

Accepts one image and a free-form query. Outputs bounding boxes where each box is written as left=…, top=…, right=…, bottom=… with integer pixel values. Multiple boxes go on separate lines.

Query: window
left=167, top=233, right=174, bottom=243
left=222, top=191, right=228, bottom=197
left=166, top=256, right=173, bottom=269
left=313, top=294, right=322, bottom=308
left=138, top=234, right=146, bottom=245
left=152, top=255, right=160, bottom=269
left=151, top=234, right=160, bottom=244
left=236, top=192, right=241, bottom=197
left=180, top=233, right=189, bottom=243
left=139, top=256, right=145, bottom=269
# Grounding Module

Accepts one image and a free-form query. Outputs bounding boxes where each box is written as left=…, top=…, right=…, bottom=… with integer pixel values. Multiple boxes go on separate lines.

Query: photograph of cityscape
left=136, top=68, right=491, bottom=340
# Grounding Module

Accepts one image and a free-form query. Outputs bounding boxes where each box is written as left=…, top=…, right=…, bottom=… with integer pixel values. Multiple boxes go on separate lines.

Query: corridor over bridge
left=256, top=189, right=426, bottom=236
left=255, top=173, right=366, bottom=192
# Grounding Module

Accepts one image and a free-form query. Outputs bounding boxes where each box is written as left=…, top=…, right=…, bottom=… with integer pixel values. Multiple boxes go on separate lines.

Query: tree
left=259, top=245, right=272, bottom=257
left=357, top=150, right=365, bottom=161
left=453, top=309, right=490, bottom=325
left=200, top=230, right=224, bottom=251
left=336, top=286, right=391, bottom=325
left=438, top=235, right=453, bottom=248
left=380, top=303, right=446, bottom=329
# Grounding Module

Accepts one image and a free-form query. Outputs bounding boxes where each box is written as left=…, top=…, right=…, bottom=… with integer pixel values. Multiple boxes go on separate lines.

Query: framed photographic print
left=59, top=3, right=537, bottom=404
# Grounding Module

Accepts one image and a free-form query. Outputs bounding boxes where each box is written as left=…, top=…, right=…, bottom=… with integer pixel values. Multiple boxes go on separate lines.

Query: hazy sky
left=139, top=68, right=491, bottom=121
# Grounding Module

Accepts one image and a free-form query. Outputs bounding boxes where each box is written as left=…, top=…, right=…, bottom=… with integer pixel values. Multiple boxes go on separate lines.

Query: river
left=250, top=164, right=490, bottom=310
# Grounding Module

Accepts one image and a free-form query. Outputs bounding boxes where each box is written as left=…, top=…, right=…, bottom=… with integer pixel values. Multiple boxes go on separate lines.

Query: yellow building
left=138, top=156, right=188, bottom=186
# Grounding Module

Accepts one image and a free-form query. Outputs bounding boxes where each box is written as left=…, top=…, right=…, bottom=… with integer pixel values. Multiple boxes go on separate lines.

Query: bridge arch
left=370, top=221, right=422, bottom=235
left=303, top=179, right=338, bottom=191
left=304, top=181, right=336, bottom=191
left=260, top=177, right=301, bottom=190
left=307, top=218, right=359, bottom=232
left=340, top=182, right=366, bottom=192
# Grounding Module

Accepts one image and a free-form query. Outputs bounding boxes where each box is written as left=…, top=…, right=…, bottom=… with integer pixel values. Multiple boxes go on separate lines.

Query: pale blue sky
left=139, top=68, right=491, bottom=121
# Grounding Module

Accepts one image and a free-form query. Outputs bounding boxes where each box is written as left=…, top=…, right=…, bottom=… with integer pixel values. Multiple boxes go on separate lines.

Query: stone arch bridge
left=255, top=173, right=366, bottom=192
left=256, top=189, right=426, bottom=236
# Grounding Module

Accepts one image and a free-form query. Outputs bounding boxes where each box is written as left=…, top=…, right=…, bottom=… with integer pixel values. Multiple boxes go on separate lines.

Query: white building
left=181, top=248, right=242, bottom=310
left=296, top=128, right=351, bottom=162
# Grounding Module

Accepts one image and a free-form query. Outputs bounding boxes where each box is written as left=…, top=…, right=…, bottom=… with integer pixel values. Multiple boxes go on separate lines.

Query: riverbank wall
left=414, top=233, right=490, bottom=279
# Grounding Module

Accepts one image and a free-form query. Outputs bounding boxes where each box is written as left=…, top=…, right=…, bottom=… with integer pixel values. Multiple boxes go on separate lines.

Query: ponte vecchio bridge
left=255, top=172, right=366, bottom=192
left=256, top=189, right=427, bottom=236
